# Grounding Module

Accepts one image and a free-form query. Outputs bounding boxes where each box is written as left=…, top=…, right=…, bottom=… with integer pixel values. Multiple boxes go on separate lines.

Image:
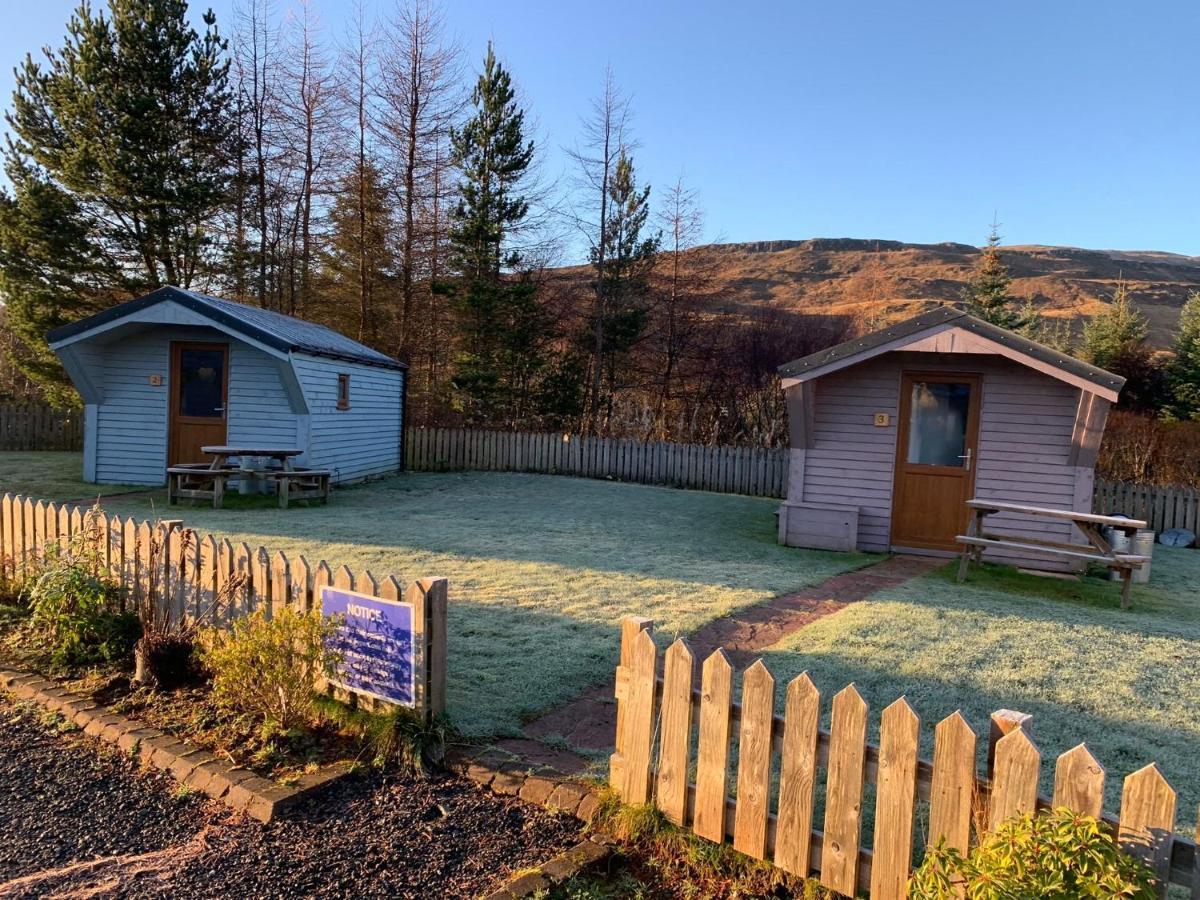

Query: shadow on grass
left=744, top=553, right=1200, bottom=832
left=93, top=471, right=874, bottom=595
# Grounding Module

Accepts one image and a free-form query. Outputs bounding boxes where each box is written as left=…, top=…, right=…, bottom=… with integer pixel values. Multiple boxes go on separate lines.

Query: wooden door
left=168, top=342, right=228, bottom=466
left=890, top=372, right=981, bottom=551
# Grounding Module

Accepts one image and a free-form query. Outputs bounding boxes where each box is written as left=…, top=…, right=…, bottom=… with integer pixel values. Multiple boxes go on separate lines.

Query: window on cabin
left=337, top=373, right=351, bottom=410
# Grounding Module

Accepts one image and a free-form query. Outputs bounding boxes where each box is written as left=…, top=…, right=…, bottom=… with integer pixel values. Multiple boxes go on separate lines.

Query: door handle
left=958, top=448, right=972, bottom=471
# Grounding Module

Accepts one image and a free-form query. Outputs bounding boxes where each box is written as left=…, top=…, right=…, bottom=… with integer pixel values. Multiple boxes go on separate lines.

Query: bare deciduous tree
left=566, top=67, right=633, bottom=433
left=376, top=0, right=461, bottom=361
left=279, top=0, right=338, bottom=315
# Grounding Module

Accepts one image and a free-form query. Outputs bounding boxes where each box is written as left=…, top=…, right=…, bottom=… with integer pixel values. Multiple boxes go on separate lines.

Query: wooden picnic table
left=167, top=446, right=330, bottom=510
left=956, top=499, right=1150, bottom=609
left=201, top=446, right=305, bottom=471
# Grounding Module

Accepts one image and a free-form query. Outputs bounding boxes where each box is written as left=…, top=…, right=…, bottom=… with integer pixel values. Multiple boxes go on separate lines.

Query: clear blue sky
left=3, top=0, right=1198, bottom=258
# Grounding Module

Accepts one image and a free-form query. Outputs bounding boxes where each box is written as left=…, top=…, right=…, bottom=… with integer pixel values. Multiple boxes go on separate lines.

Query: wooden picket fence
left=404, top=427, right=789, bottom=498
left=0, top=403, right=1195, bottom=531
left=0, top=493, right=447, bottom=717
left=0, top=404, right=82, bottom=451
left=610, top=617, right=1197, bottom=898
left=1095, top=480, right=1200, bottom=536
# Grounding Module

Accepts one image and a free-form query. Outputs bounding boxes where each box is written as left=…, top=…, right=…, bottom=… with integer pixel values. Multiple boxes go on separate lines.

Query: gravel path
left=0, top=696, right=582, bottom=898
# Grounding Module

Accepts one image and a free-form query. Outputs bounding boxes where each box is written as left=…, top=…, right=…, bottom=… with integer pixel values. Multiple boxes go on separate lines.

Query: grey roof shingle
left=777, top=306, right=1124, bottom=395
left=46, top=286, right=404, bottom=370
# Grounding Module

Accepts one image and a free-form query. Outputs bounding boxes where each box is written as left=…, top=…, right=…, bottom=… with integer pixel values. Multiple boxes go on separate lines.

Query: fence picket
left=693, top=649, right=734, bottom=843
left=1118, top=764, right=1177, bottom=896
left=775, top=673, right=820, bottom=877
left=293, top=556, right=313, bottom=613
left=870, top=698, right=920, bottom=900
left=1, top=494, right=13, bottom=578
left=655, top=638, right=695, bottom=826
left=989, top=728, right=1040, bottom=830
left=821, top=685, right=869, bottom=897
left=928, top=711, right=977, bottom=855
left=620, top=629, right=658, bottom=805
left=1053, top=743, right=1105, bottom=817
left=270, top=551, right=290, bottom=617
left=732, top=660, right=775, bottom=860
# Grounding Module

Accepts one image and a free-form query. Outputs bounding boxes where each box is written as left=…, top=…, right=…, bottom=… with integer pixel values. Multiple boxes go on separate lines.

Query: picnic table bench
left=956, top=499, right=1149, bottom=608
left=167, top=446, right=331, bottom=510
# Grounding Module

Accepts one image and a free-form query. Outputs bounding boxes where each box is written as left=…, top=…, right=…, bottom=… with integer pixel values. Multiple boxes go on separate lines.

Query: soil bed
left=0, top=693, right=583, bottom=898
left=1, top=615, right=365, bottom=784
left=84, top=674, right=366, bottom=784
left=0, top=696, right=208, bottom=889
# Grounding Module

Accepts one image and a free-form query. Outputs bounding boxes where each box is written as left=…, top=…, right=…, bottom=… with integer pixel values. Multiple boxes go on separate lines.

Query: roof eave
left=777, top=307, right=1124, bottom=401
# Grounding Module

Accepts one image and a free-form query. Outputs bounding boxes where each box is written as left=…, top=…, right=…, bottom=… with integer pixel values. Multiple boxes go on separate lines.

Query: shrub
left=199, top=608, right=341, bottom=730
left=23, top=535, right=137, bottom=669
left=909, top=807, right=1158, bottom=899
left=312, top=694, right=448, bottom=774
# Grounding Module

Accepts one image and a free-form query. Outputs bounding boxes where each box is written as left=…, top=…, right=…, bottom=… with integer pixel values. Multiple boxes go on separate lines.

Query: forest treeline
left=0, top=0, right=848, bottom=445
left=0, top=0, right=1196, bottom=455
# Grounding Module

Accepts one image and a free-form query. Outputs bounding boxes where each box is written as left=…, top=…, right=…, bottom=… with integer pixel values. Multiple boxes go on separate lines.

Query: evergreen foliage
left=316, top=160, right=396, bottom=342
left=445, top=44, right=573, bottom=424
left=1080, top=279, right=1164, bottom=411
left=0, top=0, right=232, bottom=399
left=1164, top=291, right=1200, bottom=421
left=584, top=150, right=660, bottom=424
left=961, top=224, right=1022, bottom=330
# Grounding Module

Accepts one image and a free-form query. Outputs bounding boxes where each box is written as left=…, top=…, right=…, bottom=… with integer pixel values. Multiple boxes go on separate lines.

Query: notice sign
left=321, top=586, right=415, bottom=706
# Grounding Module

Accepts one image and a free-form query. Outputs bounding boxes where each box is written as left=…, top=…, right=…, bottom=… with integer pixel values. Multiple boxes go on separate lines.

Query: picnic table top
left=201, top=446, right=304, bottom=458
left=966, top=498, right=1147, bottom=531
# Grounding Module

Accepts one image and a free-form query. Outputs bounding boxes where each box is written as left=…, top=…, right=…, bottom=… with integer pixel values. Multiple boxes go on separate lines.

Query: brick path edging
left=444, top=746, right=614, bottom=897
left=0, top=669, right=352, bottom=822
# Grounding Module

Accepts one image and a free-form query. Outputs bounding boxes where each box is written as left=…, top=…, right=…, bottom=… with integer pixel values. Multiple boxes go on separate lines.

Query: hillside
left=551, top=238, right=1200, bottom=346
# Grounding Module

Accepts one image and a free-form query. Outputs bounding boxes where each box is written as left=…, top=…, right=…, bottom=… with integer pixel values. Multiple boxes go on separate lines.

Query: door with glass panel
left=168, top=342, right=228, bottom=466
left=890, top=373, right=981, bottom=551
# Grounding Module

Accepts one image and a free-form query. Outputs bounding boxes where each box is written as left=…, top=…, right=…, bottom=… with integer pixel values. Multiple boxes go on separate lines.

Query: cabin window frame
left=336, top=373, right=351, bottom=410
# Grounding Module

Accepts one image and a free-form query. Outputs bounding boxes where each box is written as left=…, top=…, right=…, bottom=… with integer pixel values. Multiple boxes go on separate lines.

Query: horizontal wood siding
left=797, top=353, right=1091, bottom=566
left=95, top=331, right=170, bottom=484
left=293, top=354, right=403, bottom=483
left=226, top=342, right=297, bottom=449
left=92, top=327, right=298, bottom=485
left=972, top=368, right=1081, bottom=569
left=802, top=368, right=900, bottom=552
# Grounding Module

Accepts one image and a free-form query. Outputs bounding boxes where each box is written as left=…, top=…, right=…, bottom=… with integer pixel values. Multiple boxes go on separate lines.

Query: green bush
left=909, top=807, right=1158, bottom=899
left=23, top=542, right=137, bottom=669
left=199, top=608, right=341, bottom=731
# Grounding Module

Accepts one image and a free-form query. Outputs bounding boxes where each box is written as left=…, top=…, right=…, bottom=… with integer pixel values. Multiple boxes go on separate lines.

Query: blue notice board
left=321, top=586, right=416, bottom=707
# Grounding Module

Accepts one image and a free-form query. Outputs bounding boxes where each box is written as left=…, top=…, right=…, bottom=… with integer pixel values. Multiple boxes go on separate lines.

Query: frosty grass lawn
left=0, top=451, right=147, bottom=502
left=750, top=549, right=1200, bottom=831
left=0, top=452, right=871, bottom=737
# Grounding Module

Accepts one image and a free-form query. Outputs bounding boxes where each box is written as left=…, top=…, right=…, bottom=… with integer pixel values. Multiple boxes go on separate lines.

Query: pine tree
left=1081, top=279, right=1148, bottom=369
left=5, top=0, right=232, bottom=288
left=0, top=166, right=114, bottom=404
left=1164, top=291, right=1200, bottom=421
left=1080, top=279, right=1164, bottom=411
left=962, top=223, right=1022, bottom=330
left=0, top=0, right=232, bottom=399
left=445, top=44, right=553, bottom=424
left=314, top=161, right=396, bottom=343
left=584, top=150, right=660, bottom=426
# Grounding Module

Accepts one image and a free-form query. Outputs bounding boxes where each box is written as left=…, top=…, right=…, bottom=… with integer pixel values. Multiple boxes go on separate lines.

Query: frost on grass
left=754, top=547, right=1200, bottom=832
left=32, top=467, right=873, bottom=737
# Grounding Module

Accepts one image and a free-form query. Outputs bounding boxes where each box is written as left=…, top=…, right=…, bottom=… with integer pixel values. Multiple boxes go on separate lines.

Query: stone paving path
left=496, top=554, right=943, bottom=775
